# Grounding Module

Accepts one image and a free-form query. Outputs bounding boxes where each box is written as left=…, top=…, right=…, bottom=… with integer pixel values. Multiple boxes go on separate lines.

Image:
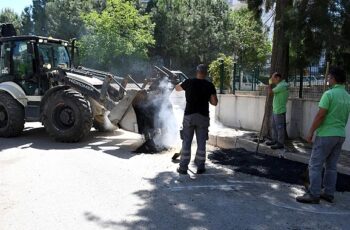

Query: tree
left=245, top=0, right=349, bottom=77
left=323, top=0, right=350, bottom=69
left=0, top=8, right=22, bottom=33
left=209, top=53, right=234, bottom=90
left=19, top=0, right=104, bottom=39
left=32, top=0, right=48, bottom=36
left=20, top=6, right=33, bottom=35
left=79, top=0, right=155, bottom=71
left=268, top=0, right=291, bottom=78
left=227, top=8, right=271, bottom=69
left=243, top=0, right=350, bottom=137
left=264, top=0, right=292, bottom=138
left=341, top=1, right=350, bottom=75
left=287, top=0, right=330, bottom=95
left=45, top=0, right=93, bottom=40
left=242, top=0, right=292, bottom=138
left=150, top=1, right=270, bottom=74
left=150, top=0, right=230, bottom=70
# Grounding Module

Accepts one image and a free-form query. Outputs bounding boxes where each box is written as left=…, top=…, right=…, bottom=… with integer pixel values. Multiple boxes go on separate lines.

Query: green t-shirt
left=316, top=84, right=350, bottom=137
left=272, top=80, right=289, bottom=114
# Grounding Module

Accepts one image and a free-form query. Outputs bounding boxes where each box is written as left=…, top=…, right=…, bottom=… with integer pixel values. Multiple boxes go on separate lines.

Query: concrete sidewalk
left=208, top=127, right=350, bottom=176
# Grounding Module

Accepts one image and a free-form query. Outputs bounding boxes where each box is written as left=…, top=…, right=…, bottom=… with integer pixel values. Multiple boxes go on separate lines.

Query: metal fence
left=288, top=64, right=328, bottom=99
left=232, top=65, right=266, bottom=93
left=229, top=61, right=350, bottom=100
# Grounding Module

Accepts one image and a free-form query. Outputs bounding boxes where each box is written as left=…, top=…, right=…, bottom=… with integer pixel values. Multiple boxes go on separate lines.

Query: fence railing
left=232, top=65, right=265, bottom=93
left=224, top=62, right=350, bottom=100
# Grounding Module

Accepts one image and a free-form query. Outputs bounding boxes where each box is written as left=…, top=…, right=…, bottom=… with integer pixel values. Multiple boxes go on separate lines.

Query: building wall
left=216, top=94, right=350, bottom=151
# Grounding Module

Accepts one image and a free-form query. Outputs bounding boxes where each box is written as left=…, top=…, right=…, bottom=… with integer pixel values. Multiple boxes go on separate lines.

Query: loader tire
left=42, top=89, right=93, bottom=142
left=0, top=92, right=24, bottom=137
left=93, top=115, right=117, bottom=132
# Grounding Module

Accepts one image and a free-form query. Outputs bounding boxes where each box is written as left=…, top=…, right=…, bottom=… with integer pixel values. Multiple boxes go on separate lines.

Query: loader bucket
left=106, top=89, right=163, bottom=151
left=118, top=106, right=139, bottom=133
left=107, top=68, right=180, bottom=153
left=108, top=89, right=139, bottom=133
left=108, top=89, right=154, bottom=134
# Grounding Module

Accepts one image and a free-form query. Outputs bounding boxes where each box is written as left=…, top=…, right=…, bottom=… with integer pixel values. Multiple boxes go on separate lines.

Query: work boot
left=320, top=193, right=334, bottom=203
left=177, top=167, right=188, bottom=175
left=271, top=144, right=284, bottom=150
left=266, top=141, right=277, bottom=146
left=296, top=193, right=320, bottom=204
left=196, top=168, right=206, bottom=174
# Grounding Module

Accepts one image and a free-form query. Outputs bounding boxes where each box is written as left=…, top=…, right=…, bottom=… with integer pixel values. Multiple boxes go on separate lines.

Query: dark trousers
left=179, top=113, right=210, bottom=170
left=272, top=113, right=286, bottom=146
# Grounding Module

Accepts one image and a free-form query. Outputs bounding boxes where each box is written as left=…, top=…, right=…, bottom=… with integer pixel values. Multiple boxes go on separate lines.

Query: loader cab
left=36, top=38, right=71, bottom=70
left=0, top=36, right=71, bottom=95
left=0, top=39, right=34, bottom=82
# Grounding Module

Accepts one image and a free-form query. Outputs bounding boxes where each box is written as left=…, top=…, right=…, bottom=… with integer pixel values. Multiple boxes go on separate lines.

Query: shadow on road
left=0, top=124, right=144, bottom=159
left=82, top=168, right=350, bottom=229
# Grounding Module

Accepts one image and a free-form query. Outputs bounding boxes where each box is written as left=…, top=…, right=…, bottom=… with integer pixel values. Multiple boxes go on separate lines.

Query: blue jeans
left=179, top=113, right=210, bottom=170
left=308, top=136, right=345, bottom=197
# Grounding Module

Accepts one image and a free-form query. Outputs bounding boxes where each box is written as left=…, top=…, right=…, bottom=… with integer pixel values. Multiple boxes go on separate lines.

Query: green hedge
left=209, top=54, right=234, bottom=89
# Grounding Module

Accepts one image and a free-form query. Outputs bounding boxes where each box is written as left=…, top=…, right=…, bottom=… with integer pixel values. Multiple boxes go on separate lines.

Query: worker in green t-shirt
left=297, top=67, right=350, bottom=204
left=267, top=72, right=289, bottom=149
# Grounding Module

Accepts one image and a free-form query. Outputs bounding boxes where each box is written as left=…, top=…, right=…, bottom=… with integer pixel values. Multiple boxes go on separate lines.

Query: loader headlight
left=43, top=63, right=52, bottom=70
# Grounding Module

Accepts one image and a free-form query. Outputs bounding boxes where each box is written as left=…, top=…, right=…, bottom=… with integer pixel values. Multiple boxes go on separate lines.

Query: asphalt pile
left=209, top=148, right=350, bottom=192
left=134, top=139, right=168, bottom=154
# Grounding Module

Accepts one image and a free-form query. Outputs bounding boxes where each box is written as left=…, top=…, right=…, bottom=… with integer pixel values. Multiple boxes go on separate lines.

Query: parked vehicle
left=290, top=75, right=326, bottom=86
left=235, top=74, right=265, bottom=91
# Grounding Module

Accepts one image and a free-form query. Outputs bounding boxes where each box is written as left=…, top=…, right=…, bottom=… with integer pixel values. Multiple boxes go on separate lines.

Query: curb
left=208, top=134, right=350, bottom=176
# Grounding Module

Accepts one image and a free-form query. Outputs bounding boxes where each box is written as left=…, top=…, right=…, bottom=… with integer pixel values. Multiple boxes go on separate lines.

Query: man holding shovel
left=175, top=64, right=218, bottom=174
left=266, top=72, right=289, bottom=150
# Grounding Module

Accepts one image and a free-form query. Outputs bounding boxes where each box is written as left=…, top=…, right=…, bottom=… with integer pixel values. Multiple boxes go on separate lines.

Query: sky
left=0, top=0, right=32, bottom=14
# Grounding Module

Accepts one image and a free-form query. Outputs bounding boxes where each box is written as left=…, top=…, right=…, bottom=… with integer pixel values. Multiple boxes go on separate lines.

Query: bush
left=209, top=54, right=234, bottom=90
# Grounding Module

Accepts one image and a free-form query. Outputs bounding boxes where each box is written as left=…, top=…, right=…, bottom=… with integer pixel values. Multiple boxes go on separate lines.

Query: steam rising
left=151, top=78, right=225, bottom=149
left=151, top=78, right=180, bottom=148
left=131, top=76, right=228, bottom=151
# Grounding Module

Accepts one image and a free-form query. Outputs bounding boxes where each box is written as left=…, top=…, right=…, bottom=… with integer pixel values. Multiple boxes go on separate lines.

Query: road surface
left=1, top=123, right=350, bottom=230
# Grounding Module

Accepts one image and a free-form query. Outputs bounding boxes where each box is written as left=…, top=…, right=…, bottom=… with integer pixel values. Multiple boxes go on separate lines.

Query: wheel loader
left=0, top=23, right=187, bottom=148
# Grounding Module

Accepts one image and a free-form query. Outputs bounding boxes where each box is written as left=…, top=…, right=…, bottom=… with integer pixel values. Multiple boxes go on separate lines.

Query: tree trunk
left=262, top=0, right=291, bottom=138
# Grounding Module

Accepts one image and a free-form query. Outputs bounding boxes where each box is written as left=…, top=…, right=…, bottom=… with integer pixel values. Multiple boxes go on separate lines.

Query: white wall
left=216, top=94, right=350, bottom=151
left=216, top=95, right=265, bottom=131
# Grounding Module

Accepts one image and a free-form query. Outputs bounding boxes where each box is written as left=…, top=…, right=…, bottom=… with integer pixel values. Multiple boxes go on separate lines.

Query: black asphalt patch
left=208, top=148, right=350, bottom=192
left=134, top=139, right=168, bottom=154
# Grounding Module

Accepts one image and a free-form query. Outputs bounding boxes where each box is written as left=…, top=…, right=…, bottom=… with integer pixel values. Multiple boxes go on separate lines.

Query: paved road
left=1, top=123, right=350, bottom=230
